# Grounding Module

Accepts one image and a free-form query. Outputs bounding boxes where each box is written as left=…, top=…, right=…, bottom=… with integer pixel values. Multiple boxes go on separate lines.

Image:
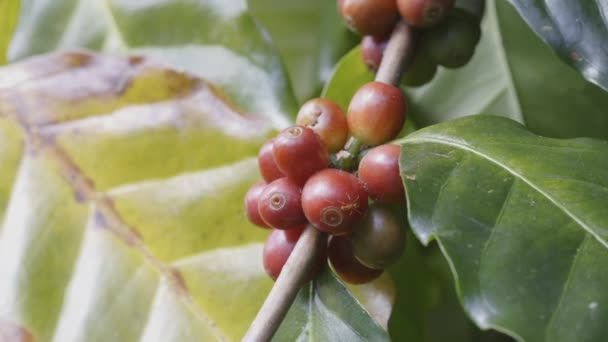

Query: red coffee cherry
left=347, top=81, right=406, bottom=146
left=351, top=204, right=406, bottom=269
left=244, top=181, right=270, bottom=229
left=296, top=98, right=348, bottom=153
left=258, top=139, right=285, bottom=183
left=358, top=144, right=405, bottom=203
left=397, top=0, right=454, bottom=28
left=328, top=235, right=383, bottom=284
left=258, top=177, right=307, bottom=230
left=302, top=169, right=368, bottom=235
left=338, top=0, right=399, bottom=37
left=273, top=126, right=329, bottom=186
left=263, top=228, right=328, bottom=281
left=263, top=228, right=304, bottom=280
left=361, top=35, right=388, bottom=72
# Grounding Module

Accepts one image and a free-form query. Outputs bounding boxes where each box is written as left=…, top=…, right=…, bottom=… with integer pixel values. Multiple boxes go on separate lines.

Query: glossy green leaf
left=0, top=51, right=390, bottom=341
left=323, top=1, right=608, bottom=139
left=0, top=0, right=19, bottom=64
left=506, top=0, right=608, bottom=91
left=8, top=0, right=298, bottom=127
left=274, top=269, right=390, bottom=341
left=390, top=238, right=514, bottom=342
left=248, top=0, right=357, bottom=103
left=321, top=46, right=374, bottom=113
left=398, top=115, right=608, bottom=341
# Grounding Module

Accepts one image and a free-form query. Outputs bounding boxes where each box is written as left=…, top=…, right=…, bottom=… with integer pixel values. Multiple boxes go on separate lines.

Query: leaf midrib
left=402, top=134, right=607, bottom=249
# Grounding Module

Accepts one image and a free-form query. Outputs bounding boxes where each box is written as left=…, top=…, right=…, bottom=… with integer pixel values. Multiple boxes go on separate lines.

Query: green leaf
left=8, top=0, right=298, bottom=127
left=387, top=208, right=513, bottom=342
left=0, top=51, right=390, bottom=341
left=0, top=0, right=19, bottom=64
left=506, top=0, right=608, bottom=91
left=247, top=0, right=357, bottom=103
left=321, top=46, right=374, bottom=113
left=398, top=115, right=608, bottom=341
left=322, top=1, right=608, bottom=140
left=275, top=269, right=390, bottom=341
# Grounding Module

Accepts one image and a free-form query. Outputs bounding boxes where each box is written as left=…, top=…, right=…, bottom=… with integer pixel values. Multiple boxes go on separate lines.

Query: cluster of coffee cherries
left=245, top=87, right=407, bottom=284
left=340, top=0, right=483, bottom=86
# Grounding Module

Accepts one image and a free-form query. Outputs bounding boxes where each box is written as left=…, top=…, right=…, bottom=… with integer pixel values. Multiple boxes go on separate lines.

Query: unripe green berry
left=351, top=204, right=406, bottom=269
left=424, top=9, right=482, bottom=68
left=329, top=235, right=383, bottom=284
left=402, top=50, right=438, bottom=87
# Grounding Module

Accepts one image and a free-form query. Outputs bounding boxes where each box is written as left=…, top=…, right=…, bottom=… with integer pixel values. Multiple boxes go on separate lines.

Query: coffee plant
left=0, top=0, right=607, bottom=341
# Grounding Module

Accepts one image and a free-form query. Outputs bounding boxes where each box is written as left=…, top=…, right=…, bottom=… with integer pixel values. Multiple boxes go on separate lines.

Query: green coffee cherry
left=424, top=9, right=481, bottom=69
left=351, top=204, right=406, bottom=269
left=402, top=50, right=438, bottom=87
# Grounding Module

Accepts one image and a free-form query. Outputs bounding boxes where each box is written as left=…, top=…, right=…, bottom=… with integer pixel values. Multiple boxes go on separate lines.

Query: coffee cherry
left=424, top=9, right=481, bottom=68
left=302, top=169, right=368, bottom=235
left=328, top=235, right=383, bottom=284
left=263, top=228, right=304, bottom=280
left=338, top=0, right=399, bottom=37
left=358, top=144, right=405, bottom=203
left=258, top=177, right=307, bottom=230
left=397, top=0, right=454, bottom=28
left=296, top=98, right=348, bottom=153
left=402, top=50, right=437, bottom=87
left=351, top=204, right=406, bottom=269
left=361, top=35, right=388, bottom=72
left=258, top=139, right=285, bottom=183
left=347, top=81, right=406, bottom=146
left=244, top=181, right=270, bottom=229
left=263, top=228, right=328, bottom=281
left=273, top=126, right=329, bottom=186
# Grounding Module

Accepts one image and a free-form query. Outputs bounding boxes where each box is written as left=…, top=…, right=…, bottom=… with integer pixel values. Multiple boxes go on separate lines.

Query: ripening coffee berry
left=263, top=228, right=328, bottom=281
left=258, top=139, right=285, bottom=183
left=402, top=50, right=437, bottom=87
left=338, top=0, right=399, bottom=37
left=358, top=144, right=405, bottom=203
left=424, top=9, right=481, bottom=68
left=273, top=126, right=329, bottom=186
left=361, top=35, right=388, bottom=72
left=296, top=98, right=348, bottom=153
left=258, top=177, right=307, bottom=229
left=347, top=81, right=406, bottom=146
left=263, top=228, right=304, bottom=280
left=302, top=169, right=368, bottom=235
left=329, top=235, right=383, bottom=284
left=397, top=0, right=454, bottom=28
left=351, top=204, right=406, bottom=269
left=244, top=181, right=270, bottom=229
